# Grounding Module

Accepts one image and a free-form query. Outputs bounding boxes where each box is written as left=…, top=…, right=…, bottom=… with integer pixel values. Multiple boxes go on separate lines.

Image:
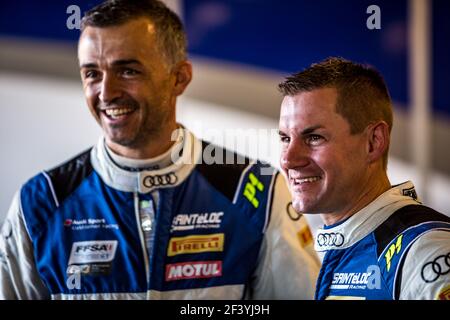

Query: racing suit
left=0, top=128, right=320, bottom=299
left=314, top=181, right=450, bottom=300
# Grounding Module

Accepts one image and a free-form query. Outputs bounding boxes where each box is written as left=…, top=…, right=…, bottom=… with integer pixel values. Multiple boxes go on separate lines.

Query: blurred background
left=0, top=0, right=449, bottom=223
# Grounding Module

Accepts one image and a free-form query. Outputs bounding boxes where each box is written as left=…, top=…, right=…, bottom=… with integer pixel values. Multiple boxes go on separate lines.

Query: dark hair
left=278, top=57, right=393, bottom=168
left=81, top=0, right=187, bottom=66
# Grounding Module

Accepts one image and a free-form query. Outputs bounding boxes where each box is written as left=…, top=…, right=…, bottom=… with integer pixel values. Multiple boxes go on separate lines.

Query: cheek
left=83, top=85, right=96, bottom=104
left=279, top=149, right=287, bottom=168
left=309, top=149, right=334, bottom=168
left=309, top=148, right=349, bottom=179
left=83, top=89, right=100, bottom=119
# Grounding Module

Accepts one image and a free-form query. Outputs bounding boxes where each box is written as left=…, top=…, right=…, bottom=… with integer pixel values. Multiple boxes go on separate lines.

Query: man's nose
left=99, top=74, right=121, bottom=104
left=280, top=140, right=310, bottom=170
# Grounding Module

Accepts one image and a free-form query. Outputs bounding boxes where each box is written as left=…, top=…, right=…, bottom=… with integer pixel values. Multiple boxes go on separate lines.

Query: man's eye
left=306, top=134, right=324, bottom=146
left=280, top=136, right=290, bottom=144
left=84, top=70, right=99, bottom=79
left=121, top=68, right=139, bottom=76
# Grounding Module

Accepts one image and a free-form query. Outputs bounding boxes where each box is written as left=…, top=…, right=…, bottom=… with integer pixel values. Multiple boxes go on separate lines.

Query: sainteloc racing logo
left=170, top=212, right=223, bottom=232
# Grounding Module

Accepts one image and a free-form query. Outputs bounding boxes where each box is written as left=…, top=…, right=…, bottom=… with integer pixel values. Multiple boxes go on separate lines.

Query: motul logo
left=165, top=261, right=222, bottom=281
left=167, top=234, right=224, bottom=257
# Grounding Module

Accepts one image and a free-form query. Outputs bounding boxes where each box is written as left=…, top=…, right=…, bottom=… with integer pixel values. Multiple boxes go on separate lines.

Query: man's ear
left=366, top=121, right=390, bottom=164
left=172, top=60, right=192, bottom=96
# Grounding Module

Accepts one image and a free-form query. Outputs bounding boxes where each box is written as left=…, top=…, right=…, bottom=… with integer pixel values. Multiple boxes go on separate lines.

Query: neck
left=107, top=122, right=179, bottom=159
left=321, top=172, right=391, bottom=226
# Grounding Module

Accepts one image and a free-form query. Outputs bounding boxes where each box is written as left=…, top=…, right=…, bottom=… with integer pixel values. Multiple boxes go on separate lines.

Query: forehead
left=279, top=87, right=344, bottom=129
left=78, top=17, right=159, bottom=62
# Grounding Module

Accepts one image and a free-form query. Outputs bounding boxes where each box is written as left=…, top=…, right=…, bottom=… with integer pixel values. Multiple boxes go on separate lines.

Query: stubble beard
left=110, top=106, right=169, bottom=149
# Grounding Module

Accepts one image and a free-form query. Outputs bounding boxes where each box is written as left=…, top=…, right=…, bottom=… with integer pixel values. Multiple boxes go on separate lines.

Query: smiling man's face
left=279, top=87, right=370, bottom=217
left=78, top=17, right=177, bottom=151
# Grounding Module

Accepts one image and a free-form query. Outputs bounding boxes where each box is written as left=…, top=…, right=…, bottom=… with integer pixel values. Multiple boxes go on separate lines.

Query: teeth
left=104, top=108, right=134, bottom=118
left=294, top=176, right=321, bottom=184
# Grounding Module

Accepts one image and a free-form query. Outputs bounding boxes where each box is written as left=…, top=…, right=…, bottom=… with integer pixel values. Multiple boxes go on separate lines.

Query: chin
left=292, top=198, right=319, bottom=214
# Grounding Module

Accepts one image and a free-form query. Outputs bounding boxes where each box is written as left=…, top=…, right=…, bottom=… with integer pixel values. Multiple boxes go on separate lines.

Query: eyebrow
left=80, top=59, right=142, bottom=69
left=278, top=125, right=323, bottom=137
left=300, top=125, right=323, bottom=135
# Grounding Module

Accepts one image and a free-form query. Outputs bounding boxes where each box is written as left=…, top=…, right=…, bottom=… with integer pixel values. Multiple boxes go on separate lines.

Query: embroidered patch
left=68, top=240, right=118, bottom=265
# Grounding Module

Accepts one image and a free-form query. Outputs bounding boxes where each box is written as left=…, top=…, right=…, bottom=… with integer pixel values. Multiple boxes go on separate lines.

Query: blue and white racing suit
left=314, top=182, right=450, bottom=300
left=0, top=128, right=319, bottom=299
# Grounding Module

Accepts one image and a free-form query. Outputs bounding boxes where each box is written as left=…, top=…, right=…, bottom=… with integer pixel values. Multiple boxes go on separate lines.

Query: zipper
left=133, top=192, right=150, bottom=295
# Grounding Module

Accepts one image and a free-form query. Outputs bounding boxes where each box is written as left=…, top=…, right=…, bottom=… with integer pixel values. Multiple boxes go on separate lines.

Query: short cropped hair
left=81, top=0, right=187, bottom=66
left=278, top=57, right=393, bottom=168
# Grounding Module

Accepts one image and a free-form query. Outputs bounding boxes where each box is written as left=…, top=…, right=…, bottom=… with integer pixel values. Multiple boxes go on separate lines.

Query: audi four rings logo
left=317, top=232, right=345, bottom=247
left=143, top=173, right=178, bottom=188
left=421, top=252, right=450, bottom=283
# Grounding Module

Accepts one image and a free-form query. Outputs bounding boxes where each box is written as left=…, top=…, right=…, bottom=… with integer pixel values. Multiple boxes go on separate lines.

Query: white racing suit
left=0, top=128, right=319, bottom=299
left=314, top=181, right=450, bottom=300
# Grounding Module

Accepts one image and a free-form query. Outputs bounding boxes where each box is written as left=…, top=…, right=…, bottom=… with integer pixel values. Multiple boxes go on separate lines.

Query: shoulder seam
left=262, top=171, right=278, bottom=233
left=42, top=171, right=60, bottom=208
left=232, top=161, right=255, bottom=204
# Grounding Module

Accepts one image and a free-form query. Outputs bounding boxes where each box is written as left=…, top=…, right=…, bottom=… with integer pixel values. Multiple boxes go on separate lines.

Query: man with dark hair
left=278, top=57, right=450, bottom=300
left=0, top=0, right=319, bottom=299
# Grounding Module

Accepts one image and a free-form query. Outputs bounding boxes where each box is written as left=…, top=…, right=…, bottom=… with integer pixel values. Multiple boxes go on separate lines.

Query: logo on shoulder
left=421, top=252, right=450, bottom=283
left=165, top=261, right=222, bottom=281
left=402, top=186, right=418, bottom=201
left=167, top=234, right=224, bottom=257
left=384, top=234, right=403, bottom=272
left=243, top=172, right=264, bottom=208
left=68, top=240, right=118, bottom=265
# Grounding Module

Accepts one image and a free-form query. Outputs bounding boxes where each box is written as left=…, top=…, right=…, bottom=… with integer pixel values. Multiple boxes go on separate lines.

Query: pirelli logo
left=167, top=233, right=225, bottom=257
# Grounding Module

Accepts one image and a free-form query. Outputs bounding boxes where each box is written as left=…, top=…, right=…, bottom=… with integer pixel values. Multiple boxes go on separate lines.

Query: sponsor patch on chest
left=170, top=212, right=224, bottom=232
left=165, top=261, right=222, bottom=281
left=167, top=234, right=224, bottom=257
left=68, top=240, right=118, bottom=265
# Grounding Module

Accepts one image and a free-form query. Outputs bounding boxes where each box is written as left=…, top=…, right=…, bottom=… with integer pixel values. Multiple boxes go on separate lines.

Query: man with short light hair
left=278, top=57, right=450, bottom=300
